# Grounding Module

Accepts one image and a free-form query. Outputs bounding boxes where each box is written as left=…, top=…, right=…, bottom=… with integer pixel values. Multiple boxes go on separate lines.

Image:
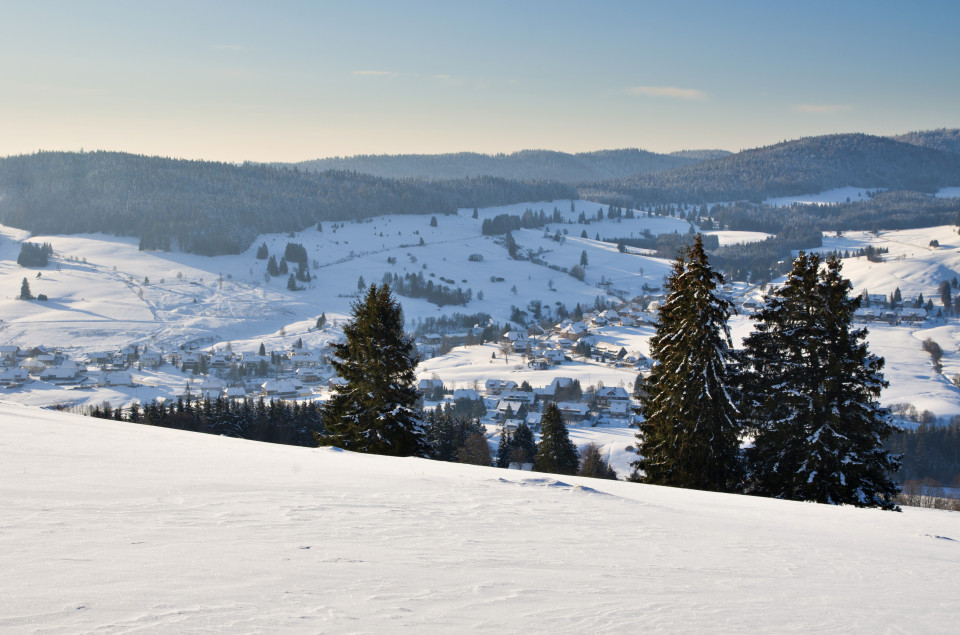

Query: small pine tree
left=258, top=342, right=266, bottom=356
left=496, top=430, right=513, bottom=468
left=580, top=250, right=589, bottom=267
left=279, top=257, right=289, bottom=275
left=316, top=313, right=327, bottom=329
left=578, top=443, right=618, bottom=480
left=256, top=243, right=269, bottom=259
left=266, top=255, right=280, bottom=276
left=19, top=277, right=33, bottom=300
left=287, top=273, right=298, bottom=291
left=510, top=422, right=538, bottom=466
left=534, top=403, right=579, bottom=475
left=430, top=216, right=438, bottom=227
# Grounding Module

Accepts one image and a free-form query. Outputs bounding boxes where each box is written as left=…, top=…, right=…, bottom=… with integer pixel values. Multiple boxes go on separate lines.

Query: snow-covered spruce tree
left=632, top=235, right=743, bottom=492
left=742, top=254, right=900, bottom=509
left=534, top=403, right=579, bottom=475
left=318, top=284, right=430, bottom=457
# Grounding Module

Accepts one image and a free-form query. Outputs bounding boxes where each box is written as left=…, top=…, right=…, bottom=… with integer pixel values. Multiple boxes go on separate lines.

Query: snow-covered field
left=763, top=186, right=883, bottom=207
left=3, top=403, right=958, bottom=632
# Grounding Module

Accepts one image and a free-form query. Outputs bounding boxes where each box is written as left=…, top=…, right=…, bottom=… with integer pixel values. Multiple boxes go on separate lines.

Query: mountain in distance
left=891, top=128, right=960, bottom=156
left=581, top=132, right=960, bottom=205
left=284, top=147, right=731, bottom=183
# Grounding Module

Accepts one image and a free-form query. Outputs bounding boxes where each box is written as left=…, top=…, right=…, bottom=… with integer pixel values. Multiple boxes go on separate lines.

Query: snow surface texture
left=3, top=403, right=960, bottom=633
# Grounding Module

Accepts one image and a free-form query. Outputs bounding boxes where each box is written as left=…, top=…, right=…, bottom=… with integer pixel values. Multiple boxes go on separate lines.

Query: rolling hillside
left=582, top=133, right=960, bottom=205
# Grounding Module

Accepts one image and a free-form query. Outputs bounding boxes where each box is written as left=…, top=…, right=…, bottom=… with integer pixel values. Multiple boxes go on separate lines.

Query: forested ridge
left=285, top=148, right=720, bottom=182
left=0, top=151, right=574, bottom=255
left=581, top=133, right=960, bottom=205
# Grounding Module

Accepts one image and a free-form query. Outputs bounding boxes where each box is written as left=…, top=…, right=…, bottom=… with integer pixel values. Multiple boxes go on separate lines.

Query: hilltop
left=2, top=403, right=958, bottom=632
left=582, top=133, right=960, bottom=205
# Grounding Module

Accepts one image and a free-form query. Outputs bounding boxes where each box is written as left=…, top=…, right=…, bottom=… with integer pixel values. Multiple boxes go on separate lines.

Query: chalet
left=502, top=418, right=523, bottom=433
left=289, top=351, right=320, bottom=368
left=533, top=383, right=556, bottom=401
left=607, top=401, right=631, bottom=417
left=556, top=401, right=590, bottom=423
left=221, top=386, right=245, bottom=401
left=0, top=367, right=29, bottom=386
left=119, top=346, right=139, bottom=363
left=555, top=337, right=574, bottom=349
left=500, top=390, right=536, bottom=405
left=200, top=377, right=226, bottom=393
left=40, top=365, right=83, bottom=384
left=485, top=379, right=518, bottom=395
left=262, top=378, right=298, bottom=399
left=901, top=308, right=927, bottom=323
left=595, top=386, right=630, bottom=408
left=525, top=412, right=542, bottom=431
left=600, top=309, right=620, bottom=322
left=208, top=354, right=230, bottom=370
left=328, top=376, right=348, bottom=390
left=543, top=349, right=566, bottom=365
left=139, top=350, right=163, bottom=368
left=0, top=345, right=19, bottom=365
left=296, top=367, right=322, bottom=384
left=180, top=352, right=200, bottom=372
left=418, top=378, right=444, bottom=392
left=103, top=371, right=135, bottom=387
left=452, top=388, right=481, bottom=401
left=594, top=341, right=628, bottom=361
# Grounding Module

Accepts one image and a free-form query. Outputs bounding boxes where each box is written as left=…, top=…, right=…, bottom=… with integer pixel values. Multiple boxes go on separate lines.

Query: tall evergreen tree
left=632, top=235, right=742, bottom=492
left=318, top=284, right=429, bottom=457
left=742, top=254, right=900, bottom=509
left=534, top=403, right=579, bottom=475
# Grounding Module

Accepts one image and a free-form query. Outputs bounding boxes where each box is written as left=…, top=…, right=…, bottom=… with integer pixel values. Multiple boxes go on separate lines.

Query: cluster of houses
left=0, top=341, right=339, bottom=402
left=0, top=345, right=135, bottom=389
left=421, top=375, right=637, bottom=431
left=853, top=293, right=935, bottom=324
left=416, top=304, right=653, bottom=371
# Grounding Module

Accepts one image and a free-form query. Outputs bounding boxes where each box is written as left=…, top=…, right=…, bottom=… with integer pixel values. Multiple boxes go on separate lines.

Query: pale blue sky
left=1, top=0, right=957, bottom=161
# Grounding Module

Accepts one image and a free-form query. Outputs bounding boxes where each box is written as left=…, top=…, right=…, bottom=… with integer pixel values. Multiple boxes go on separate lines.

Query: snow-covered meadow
left=3, top=403, right=959, bottom=633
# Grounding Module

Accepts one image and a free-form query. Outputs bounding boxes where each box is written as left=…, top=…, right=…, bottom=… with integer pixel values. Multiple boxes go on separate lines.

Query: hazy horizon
left=2, top=0, right=958, bottom=163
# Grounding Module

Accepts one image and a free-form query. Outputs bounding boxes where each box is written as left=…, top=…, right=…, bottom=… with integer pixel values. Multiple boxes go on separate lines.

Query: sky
left=1, top=0, right=958, bottom=162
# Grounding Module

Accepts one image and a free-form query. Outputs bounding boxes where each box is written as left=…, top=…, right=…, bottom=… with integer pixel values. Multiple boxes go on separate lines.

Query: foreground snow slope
left=2, top=403, right=959, bottom=632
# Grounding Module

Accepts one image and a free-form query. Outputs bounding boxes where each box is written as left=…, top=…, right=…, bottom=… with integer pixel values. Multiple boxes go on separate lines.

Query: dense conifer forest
left=0, top=151, right=575, bottom=256
left=581, top=133, right=960, bottom=205
left=285, top=148, right=717, bottom=182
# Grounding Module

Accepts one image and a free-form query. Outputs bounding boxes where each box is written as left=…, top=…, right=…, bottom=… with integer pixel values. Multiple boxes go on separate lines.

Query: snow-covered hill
left=2, top=403, right=958, bottom=632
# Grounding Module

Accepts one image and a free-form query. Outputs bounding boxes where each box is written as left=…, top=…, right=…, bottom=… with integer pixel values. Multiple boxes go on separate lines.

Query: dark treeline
left=0, top=151, right=575, bottom=256
left=17, top=241, right=54, bottom=267
left=383, top=271, right=472, bottom=306
left=88, top=396, right=324, bottom=447
left=580, top=134, right=960, bottom=206
left=481, top=208, right=560, bottom=235
left=888, top=422, right=960, bottom=486
left=605, top=231, right=719, bottom=260
left=410, top=312, right=494, bottom=335
left=287, top=148, right=712, bottom=183
left=711, top=191, right=960, bottom=234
